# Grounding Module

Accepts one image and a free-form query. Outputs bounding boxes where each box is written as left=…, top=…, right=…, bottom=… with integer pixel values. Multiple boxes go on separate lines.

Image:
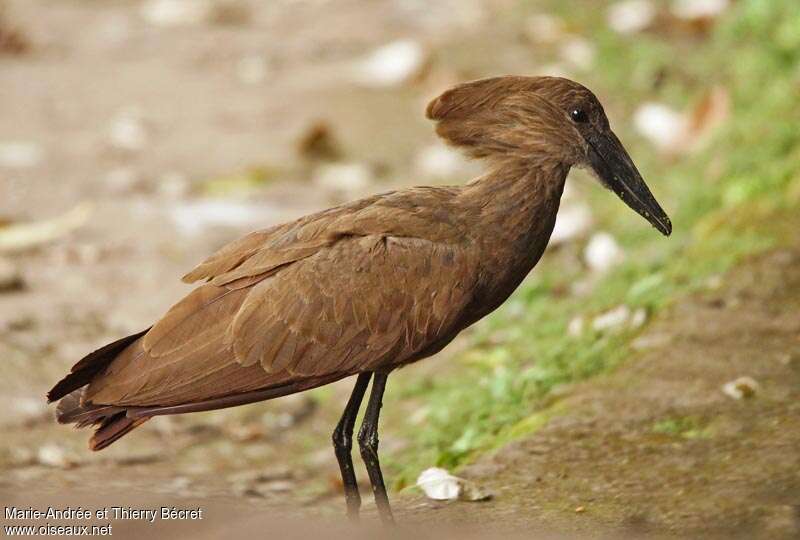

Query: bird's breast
left=467, top=198, right=560, bottom=322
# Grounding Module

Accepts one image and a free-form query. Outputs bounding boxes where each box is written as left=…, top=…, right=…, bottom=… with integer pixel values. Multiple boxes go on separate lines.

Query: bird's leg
left=332, top=372, right=371, bottom=521
left=357, top=372, right=394, bottom=525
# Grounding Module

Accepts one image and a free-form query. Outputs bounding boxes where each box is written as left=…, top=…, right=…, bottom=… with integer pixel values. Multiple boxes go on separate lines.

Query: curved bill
left=586, top=130, right=672, bottom=236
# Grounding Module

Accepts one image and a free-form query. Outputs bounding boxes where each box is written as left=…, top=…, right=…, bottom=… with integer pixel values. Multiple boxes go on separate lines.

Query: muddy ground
left=1, top=1, right=799, bottom=539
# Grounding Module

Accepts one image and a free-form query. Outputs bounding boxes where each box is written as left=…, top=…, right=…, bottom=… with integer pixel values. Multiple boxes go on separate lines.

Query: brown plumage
left=48, top=76, right=671, bottom=523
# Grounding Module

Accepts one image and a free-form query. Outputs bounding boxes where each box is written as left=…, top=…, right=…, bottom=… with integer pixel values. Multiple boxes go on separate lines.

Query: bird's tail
left=48, top=329, right=150, bottom=451
left=55, top=388, right=150, bottom=450
left=47, top=329, right=148, bottom=404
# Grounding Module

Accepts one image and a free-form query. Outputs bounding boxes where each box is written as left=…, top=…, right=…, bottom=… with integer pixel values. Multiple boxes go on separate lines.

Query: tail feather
left=47, top=329, right=149, bottom=403
left=48, top=329, right=150, bottom=451
left=89, top=412, right=149, bottom=451
left=55, top=388, right=148, bottom=450
left=49, top=327, right=325, bottom=451
left=55, top=389, right=124, bottom=426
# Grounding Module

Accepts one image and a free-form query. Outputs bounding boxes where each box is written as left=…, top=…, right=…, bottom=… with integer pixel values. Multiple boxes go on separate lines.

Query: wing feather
left=84, top=187, right=476, bottom=408
left=229, top=234, right=477, bottom=377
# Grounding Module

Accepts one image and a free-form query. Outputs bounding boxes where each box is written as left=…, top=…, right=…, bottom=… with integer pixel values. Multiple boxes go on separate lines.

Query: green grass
left=388, top=0, right=800, bottom=488
left=652, top=416, right=713, bottom=440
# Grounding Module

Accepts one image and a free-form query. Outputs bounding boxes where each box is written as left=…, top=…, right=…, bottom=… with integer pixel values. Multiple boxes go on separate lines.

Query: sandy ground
left=4, top=243, right=798, bottom=538
left=1, top=1, right=799, bottom=539
left=401, top=244, right=800, bottom=539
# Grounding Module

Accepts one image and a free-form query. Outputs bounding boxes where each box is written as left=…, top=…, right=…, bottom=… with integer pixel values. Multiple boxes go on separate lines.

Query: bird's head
left=427, top=76, right=672, bottom=236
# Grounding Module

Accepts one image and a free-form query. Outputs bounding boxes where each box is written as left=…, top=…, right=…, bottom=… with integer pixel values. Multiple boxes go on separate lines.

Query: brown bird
left=47, top=76, right=671, bottom=523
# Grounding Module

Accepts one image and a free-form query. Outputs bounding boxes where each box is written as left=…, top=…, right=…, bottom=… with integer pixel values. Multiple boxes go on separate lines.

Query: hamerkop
left=48, top=76, right=671, bottom=523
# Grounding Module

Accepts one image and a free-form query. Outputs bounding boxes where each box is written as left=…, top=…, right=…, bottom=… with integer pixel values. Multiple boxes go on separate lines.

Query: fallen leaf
left=460, top=480, right=492, bottom=502
left=634, top=87, right=729, bottom=154
left=0, top=9, right=30, bottom=55
left=209, top=1, right=250, bottom=26
left=416, top=467, right=492, bottom=502
left=0, top=257, right=25, bottom=292
left=296, top=121, right=343, bottom=162
left=0, top=203, right=93, bottom=254
left=417, top=468, right=461, bottom=500
left=592, top=305, right=632, bottom=332
left=685, top=86, right=730, bottom=150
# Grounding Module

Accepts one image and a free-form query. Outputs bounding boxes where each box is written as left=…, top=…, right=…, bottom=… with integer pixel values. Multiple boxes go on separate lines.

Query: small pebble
left=37, top=444, right=75, bottom=469
left=0, top=141, right=44, bottom=168
left=236, top=55, right=269, bottom=85
left=634, top=102, right=687, bottom=152
left=722, top=376, right=759, bottom=400
left=104, top=167, right=143, bottom=194
left=671, top=0, right=729, bottom=22
left=567, top=316, right=584, bottom=337
left=12, top=397, right=48, bottom=424
left=109, top=109, right=148, bottom=152
left=585, top=232, right=624, bottom=273
left=524, top=13, right=565, bottom=44
left=630, top=308, right=648, bottom=328
left=631, top=333, right=670, bottom=350
left=415, top=143, right=470, bottom=180
left=141, top=0, right=211, bottom=27
left=353, top=40, right=427, bottom=88
left=313, top=163, right=372, bottom=195
left=559, top=38, right=595, bottom=70
left=552, top=203, right=593, bottom=245
left=607, top=0, right=656, bottom=34
left=157, top=171, right=190, bottom=199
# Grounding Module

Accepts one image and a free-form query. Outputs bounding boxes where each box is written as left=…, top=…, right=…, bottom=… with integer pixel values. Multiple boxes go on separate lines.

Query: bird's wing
left=181, top=187, right=464, bottom=286
left=228, top=233, right=477, bottom=377
left=84, top=280, right=285, bottom=406
left=180, top=193, right=389, bottom=286
left=85, top=196, right=476, bottom=407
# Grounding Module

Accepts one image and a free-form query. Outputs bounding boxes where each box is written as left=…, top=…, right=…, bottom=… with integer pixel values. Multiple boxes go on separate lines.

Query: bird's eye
left=570, top=108, right=588, bottom=123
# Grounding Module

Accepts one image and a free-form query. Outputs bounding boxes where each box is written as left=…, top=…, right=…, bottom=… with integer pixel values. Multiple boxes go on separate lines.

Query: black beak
left=586, top=130, right=672, bottom=236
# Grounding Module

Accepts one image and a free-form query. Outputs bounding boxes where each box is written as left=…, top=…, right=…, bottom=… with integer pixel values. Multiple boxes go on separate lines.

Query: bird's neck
left=462, top=158, right=569, bottom=241
left=459, top=157, right=569, bottom=312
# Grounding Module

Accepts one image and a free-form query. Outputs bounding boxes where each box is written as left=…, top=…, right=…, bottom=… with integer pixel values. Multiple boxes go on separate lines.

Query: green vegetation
left=199, top=166, right=279, bottom=198
left=389, top=0, right=800, bottom=488
left=652, top=416, right=712, bottom=439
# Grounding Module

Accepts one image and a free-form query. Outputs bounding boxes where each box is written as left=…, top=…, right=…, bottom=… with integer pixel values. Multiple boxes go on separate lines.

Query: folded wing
left=85, top=232, right=476, bottom=408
